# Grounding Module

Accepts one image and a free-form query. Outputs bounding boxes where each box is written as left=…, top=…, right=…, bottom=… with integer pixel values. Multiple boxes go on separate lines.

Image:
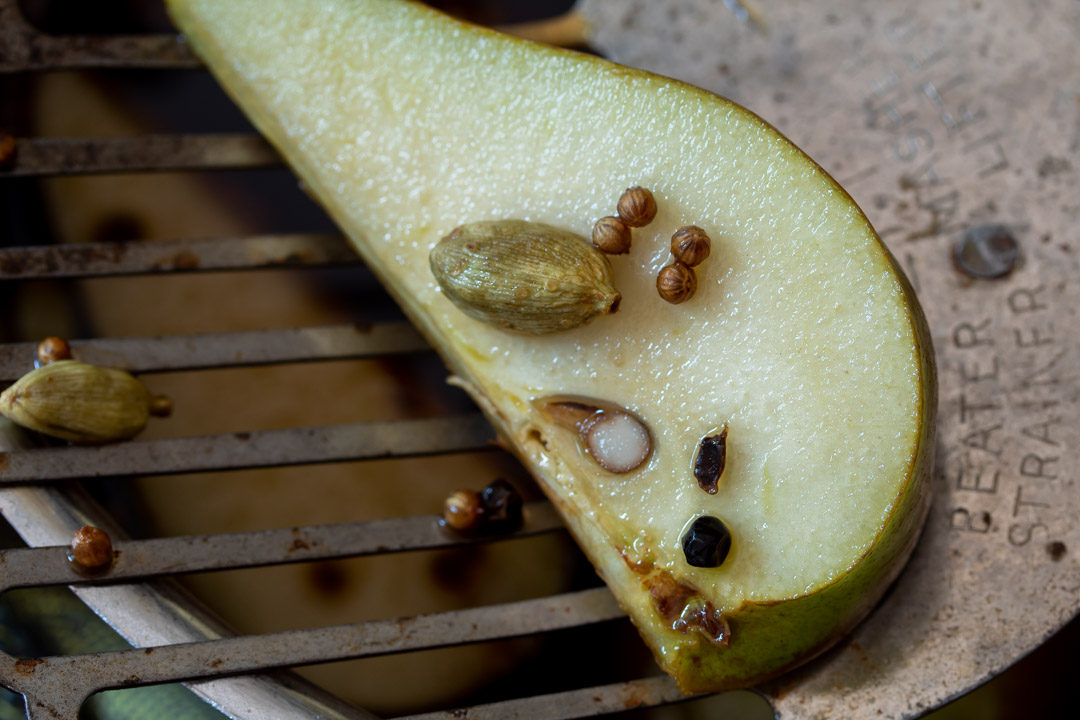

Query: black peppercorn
left=681, top=516, right=732, bottom=568
left=479, top=478, right=523, bottom=533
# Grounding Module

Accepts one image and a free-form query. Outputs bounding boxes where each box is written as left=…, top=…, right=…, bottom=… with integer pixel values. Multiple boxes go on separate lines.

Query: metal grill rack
left=2, top=1, right=1079, bottom=719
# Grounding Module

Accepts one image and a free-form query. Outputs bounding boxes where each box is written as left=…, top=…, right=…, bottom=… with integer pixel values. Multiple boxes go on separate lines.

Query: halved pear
left=166, top=0, right=936, bottom=692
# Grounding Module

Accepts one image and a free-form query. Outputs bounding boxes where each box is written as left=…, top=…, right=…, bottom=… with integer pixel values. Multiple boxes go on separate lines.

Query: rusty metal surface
left=0, top=2, right=198, bottom=72
left=0, top=233, right=358, bottom=279
left=0, top=323, right=427, bottom=381
left=0, top=501, right=562, bottom=593
left=0, top=414, right=494, bottom=482
left=0, top=588, right=623, bottom=720
left=581, top=0, right=1080, bottom=717
left=0, top=135, right=279, bottom=177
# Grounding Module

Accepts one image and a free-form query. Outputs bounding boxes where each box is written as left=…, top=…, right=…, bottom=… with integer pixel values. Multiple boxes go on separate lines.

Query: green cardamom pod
left=430, top=220, right=621, bottom=334
left=0, top=360, right=152, bottom=444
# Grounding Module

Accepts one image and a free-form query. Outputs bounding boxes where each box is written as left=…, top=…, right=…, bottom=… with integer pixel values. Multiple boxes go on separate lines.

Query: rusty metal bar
left=0, top=2, right=198, bottom=73
left=0, top=502, right=562, bottom=594
left=0, top=324, right=428, bottom=381
left=400, top=676, right=698, bottom=720
left=0, top=415, right=495, bottom=483
left=0, top=135, right=279, bottom=177
left=0, top=588, right=624, bottom=720
left=0, top=234, right=358, bottom=280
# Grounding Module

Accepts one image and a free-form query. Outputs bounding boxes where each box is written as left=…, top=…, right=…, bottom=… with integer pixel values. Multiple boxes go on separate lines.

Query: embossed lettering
left=1014, top=326, right=1053, bottom=347
left=1019, top=454, right=1059, bottom=480
left=1021, top=417, right=1062, bottom=447
left=960, top=357, right=999, bottom=383
left=953, top=319, right=994, bottom=348
left=955, top=467, right=999, bottom=493
left=1008, top=522, right=1046, bottom=547
left=951, top=507, right=991, bottom=534
left=1007, top=286, right=1047, bottom=315
left=959, top=394, right=1000, bottom=423
left=961, top=424, right=1003, bottom=456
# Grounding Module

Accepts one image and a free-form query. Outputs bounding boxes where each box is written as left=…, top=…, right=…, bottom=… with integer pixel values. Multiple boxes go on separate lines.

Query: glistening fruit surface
left=167, top=0, right=934, bottom=692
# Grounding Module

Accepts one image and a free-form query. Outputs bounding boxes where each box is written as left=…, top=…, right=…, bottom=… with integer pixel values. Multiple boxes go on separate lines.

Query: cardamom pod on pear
left=430, top=220, right=621, bottom=334
left=0, top=360, right=152, bottom=444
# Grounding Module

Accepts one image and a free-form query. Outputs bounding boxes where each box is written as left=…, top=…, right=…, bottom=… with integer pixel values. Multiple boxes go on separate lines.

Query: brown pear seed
left=671, top=225, right=711, bottom=267
left=617, top=186, right=658, bottom=227
left=657, top=262, right=697, bottom=304
left=592, top=215, right=632, bottom=254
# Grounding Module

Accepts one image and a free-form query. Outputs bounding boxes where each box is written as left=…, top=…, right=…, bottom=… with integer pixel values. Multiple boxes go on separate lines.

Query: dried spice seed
left=617, top=186, right=658, bottom=228
left=430, top=219, right=621, bottom=334
left=670, top=225, right=711, bottom=267
left=69, top=525, right=114, bottom=571
left=479, top=478, right=523, bottom=533
left=693, top=427, right=728, bottom=494
left=0, top=360, right=153, bottom=443
left=681, top=516, right=732, bottom=568
left=443, top=489, right=483, bottom=532
left=592, top=216, right=632, bottom=254
left=657, top=262, right=697, bottom=304
left=150, top=395, right=174, bottom=417
left=36, top=336, right=73, bottom=366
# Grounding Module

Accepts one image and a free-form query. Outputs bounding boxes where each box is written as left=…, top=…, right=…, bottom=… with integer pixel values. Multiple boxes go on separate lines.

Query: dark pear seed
left=681, top=516, right=732, bottom=568
left=693, top=428, right=728, bottom=495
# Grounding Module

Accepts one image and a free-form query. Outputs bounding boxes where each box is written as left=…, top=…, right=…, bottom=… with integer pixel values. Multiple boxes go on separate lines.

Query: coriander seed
left=69, top=525, right=114, bottom=571
left=443, top=489, right=483, bottom=532
left=617, top=186, right=657, bottom=227
left=671, top=225, right=711, bottom=267
left=37, top=336, right=72, bottom=365
left=657, top=262, right=697, bottom=304
left=592, top=216, right=632, bottom=254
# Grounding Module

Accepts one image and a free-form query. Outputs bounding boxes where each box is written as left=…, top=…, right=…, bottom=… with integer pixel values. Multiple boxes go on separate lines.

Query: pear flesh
left=166, top=0, right=936, bottom=692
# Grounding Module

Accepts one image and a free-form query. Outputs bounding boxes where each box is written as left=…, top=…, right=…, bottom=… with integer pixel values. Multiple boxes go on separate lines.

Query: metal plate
left=580, top=0, right=1080, bottom=717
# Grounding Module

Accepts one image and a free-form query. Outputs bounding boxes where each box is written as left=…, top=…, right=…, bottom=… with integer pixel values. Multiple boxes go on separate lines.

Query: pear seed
left=536, top=396, right=653, bottom=474
left=693, top=427, right=728, bottom=495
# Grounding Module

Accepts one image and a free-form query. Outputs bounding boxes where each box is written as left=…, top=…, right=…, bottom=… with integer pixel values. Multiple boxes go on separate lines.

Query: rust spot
left=290, top=536, right=313, bottom=551
left=1047, top=541, right=1067, bottom=561
left=0, top=453, right=9, bottom=471
left=144, top=648, right=154, bottom=655
left=209, top=658, right=223, bottom=669
left=622, top=688, right=648, bottom=709
left=153, top=249, right=201, bottom=271
left=15, top=658, right=44, bottom=676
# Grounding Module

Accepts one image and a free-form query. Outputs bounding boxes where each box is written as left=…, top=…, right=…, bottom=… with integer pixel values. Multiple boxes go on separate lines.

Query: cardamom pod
left=0, top=360, right=152, bottom=444
left=430, top=220, right=621, bottom=334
